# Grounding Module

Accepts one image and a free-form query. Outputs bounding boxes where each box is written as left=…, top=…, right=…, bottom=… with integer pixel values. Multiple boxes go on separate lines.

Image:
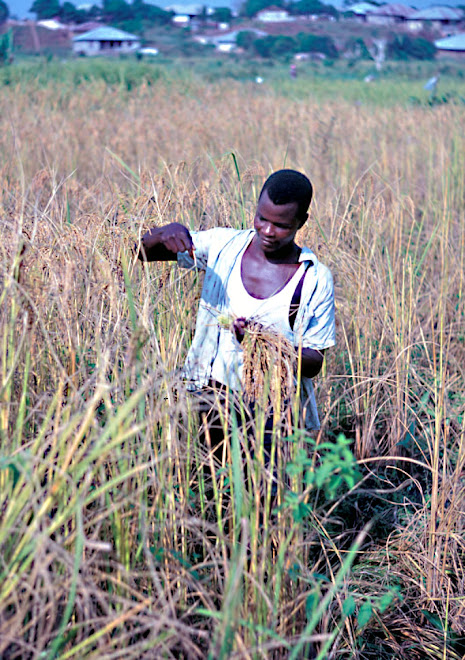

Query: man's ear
left=297, top=213, right=308, bottom=229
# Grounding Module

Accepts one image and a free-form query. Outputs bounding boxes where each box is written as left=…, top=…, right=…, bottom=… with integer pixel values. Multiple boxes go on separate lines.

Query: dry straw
left=219, top=314, right=296, bottom=406
left=1, top=61, right=465, bottom=659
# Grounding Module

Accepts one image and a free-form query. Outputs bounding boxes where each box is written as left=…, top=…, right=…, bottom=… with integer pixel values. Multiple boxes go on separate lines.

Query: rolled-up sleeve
left=177, top=229, right=223, bottom=270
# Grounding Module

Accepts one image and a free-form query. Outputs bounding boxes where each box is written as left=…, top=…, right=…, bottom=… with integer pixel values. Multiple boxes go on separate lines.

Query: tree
left=60, top=1, right=85, bottom=23
left=296, top=32, right=338, bottom=58
left=253, top=35, right=276, bottom=57
left=211, top=6, right=232, bottom=22
left=270, top=35, right=296, bottom=57
left=101, top=0, right=133, bottom=22
left=290, top=0, right=338, bottom=18
left=236, top=30, right=256, bottom=49
left=0, top=0, right=9, bottom=23
left=343, top=36, right=372, bottom=60
left=387, top=35, right=436, bottom=60
left=252, top=34, right=297, bottom=57
left=30, top=0, right=61, bottom=19
left=0, top=27, right=12, bottom=63
left=132, top=0, right=172, bottom=25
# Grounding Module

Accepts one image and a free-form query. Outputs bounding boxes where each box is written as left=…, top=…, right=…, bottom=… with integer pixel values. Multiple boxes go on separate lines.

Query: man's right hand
left=139, top=223, right=194, bottom=261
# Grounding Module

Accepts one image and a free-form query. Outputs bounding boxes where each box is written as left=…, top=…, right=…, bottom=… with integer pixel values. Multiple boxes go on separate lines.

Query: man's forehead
left=257, top=191, right=299, bottom=220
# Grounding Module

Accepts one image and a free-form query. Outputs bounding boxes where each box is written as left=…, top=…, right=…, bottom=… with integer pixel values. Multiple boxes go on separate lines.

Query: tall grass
left=0, top=61, right=464, bottom=658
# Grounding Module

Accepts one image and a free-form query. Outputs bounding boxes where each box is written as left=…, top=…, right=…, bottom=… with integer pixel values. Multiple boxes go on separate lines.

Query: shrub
left=270, top=35, right=297, bottom=57
left=289, top=0, right=338, bottom=18
left=296, top=32, right=339, bottom=59
left=236, top=30, right=256, bottom=50
left=252, top=35, right=298, bottom=58
left=0, top=28, right=12, bottom=65
left=387, top=35, right=436, bottom=61
left=343, top=36, right=372, bottom=61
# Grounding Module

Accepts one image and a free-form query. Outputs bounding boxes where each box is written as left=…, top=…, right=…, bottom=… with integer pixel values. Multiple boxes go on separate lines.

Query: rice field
left=0, top=58, right=464, bottom=659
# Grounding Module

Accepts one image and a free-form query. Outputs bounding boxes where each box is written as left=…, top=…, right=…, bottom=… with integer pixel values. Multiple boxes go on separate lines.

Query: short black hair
left=259, top=169, right=313, bottom=222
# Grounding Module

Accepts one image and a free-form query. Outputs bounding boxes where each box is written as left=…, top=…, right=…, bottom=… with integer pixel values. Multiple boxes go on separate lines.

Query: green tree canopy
left=102, top=0, right=133, bottom=22
left=0, top=0, right=9, bottom=23
left=0, top=27, right=12, bottom=63
left=296, top=32, right=338, bottom=57
left=252, top=34, right=297, bottom=57
left=387, top=35, right=436, bottom=60
left=343, top=36, right=372, bottom=60
left=236, top=30, right=256, bottom=49
left=132, top=0, right=172, bottom=24
left=211, top=6, right=232, bottom=22
left=270, top=34, right=296, bottom=56
left=30, top=0, right=61, bottom=19
left=60, top=1, right=86, bottom=22
left=290, top=0, right=338, bottom=17
left=98, top=0, right=172, bottom=29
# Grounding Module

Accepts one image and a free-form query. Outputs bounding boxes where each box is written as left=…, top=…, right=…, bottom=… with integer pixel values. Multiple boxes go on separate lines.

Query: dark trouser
left=190, top=381, right=285, bottom=500
left=192, top=380, right=275, bottom=456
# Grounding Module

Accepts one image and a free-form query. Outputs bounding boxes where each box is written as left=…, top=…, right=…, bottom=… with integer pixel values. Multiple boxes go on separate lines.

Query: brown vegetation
left=0, top=70, right=464, bottom=658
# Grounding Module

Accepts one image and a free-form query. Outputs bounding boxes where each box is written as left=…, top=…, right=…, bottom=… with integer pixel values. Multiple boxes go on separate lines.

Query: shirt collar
left=299, top=246, right=318, bottom=265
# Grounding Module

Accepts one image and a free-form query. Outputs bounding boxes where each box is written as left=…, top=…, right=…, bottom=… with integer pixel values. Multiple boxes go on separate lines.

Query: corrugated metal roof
left=435, top=32, right=465, bottom=50
left=165, top=4, right=202, bottom=14
left=73, top=26, right=139, bottom=42
left=369, top=3, right=415, bottom=17
left=410, top=6, right=463, bottom=20
left=346, top=3, right=378, bottom=15
left=70, top=21, right=105, bottom=33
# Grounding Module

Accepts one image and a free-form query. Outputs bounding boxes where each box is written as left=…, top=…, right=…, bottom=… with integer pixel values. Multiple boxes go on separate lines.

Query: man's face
left=253, top=189, right=303, bottom=254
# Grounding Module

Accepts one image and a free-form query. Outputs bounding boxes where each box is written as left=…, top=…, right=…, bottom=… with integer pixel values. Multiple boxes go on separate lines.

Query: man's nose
left=263, top=222, right=274, bottom=236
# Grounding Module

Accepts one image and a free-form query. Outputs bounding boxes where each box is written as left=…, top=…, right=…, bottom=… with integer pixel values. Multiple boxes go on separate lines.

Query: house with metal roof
left=256, top=6, right=292, bottom=22
left=366, top=3, right=415, bottom=25
left=435, top=33, right=465, bottom=57
left=345, top=3, right=377, bottom=15
left=407, top=7, right=464, bottom=32
left=72, top=26, right=141, bottom=56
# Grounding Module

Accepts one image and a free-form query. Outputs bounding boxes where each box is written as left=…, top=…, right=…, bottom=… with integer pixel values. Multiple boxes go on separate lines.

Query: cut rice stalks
left=219, top=315, right=296, bottom=407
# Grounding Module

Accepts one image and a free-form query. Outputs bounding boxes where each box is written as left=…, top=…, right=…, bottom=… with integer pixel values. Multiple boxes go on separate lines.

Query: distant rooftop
left=368, top=4, right=415, bottom=17
left=345, top=3, right=378, bottom=15
left=165, top=4, right=203, bottom=14
left=37, top=18, right=68, bottom=30
left=72, top=26, right=140, bottom=41
left=410, top=6, right=463, bottom=19
left=435, top=32, right=465, bottom=50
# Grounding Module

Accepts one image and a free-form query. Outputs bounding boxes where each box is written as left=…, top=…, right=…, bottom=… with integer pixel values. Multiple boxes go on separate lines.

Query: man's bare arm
left=137, top=223, right=194, bottom=262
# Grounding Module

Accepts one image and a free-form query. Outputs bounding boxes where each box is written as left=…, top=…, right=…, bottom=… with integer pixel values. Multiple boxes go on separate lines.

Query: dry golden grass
left=0, top=66, right=464, bottom=658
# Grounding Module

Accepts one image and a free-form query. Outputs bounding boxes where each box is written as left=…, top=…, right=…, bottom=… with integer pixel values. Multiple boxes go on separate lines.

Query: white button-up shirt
left=177, top=227, right=336, bottom=430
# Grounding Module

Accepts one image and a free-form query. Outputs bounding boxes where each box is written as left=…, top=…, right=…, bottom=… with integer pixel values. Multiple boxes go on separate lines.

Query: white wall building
left=407, top=7, right=463, bottom=32
left=256, top=6, right=292, bottom=22
left=72, top=26, right=140, bottom=56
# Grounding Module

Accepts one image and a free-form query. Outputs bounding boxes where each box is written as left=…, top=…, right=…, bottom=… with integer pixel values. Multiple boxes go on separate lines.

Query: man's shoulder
left=301, top=248, right=333, bottom=281
left=315, top=260, right=333, bottom=283
left=194, top=227, right=253, bottom=251
left=197, top=226, right=251, bottom=239
left=301, top=253, right=334, bottom=301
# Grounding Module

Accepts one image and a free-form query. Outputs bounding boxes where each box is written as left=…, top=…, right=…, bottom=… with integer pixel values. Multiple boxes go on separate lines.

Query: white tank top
left=210, top=244, right=305, bottom=388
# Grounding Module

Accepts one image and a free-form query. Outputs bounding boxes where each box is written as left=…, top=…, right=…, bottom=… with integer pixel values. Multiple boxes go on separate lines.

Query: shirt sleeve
left=300, top=265, right=336, bottom=350
left=176, top=229, right=215, bottom=270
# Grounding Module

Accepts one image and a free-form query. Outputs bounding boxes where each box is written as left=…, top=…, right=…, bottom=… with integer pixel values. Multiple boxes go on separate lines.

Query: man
left=138, top=169, right=335, bottom=432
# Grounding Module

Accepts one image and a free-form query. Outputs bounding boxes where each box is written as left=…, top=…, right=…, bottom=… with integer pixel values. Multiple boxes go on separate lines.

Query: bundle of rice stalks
left=220, top=316, right=296, bottom=407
